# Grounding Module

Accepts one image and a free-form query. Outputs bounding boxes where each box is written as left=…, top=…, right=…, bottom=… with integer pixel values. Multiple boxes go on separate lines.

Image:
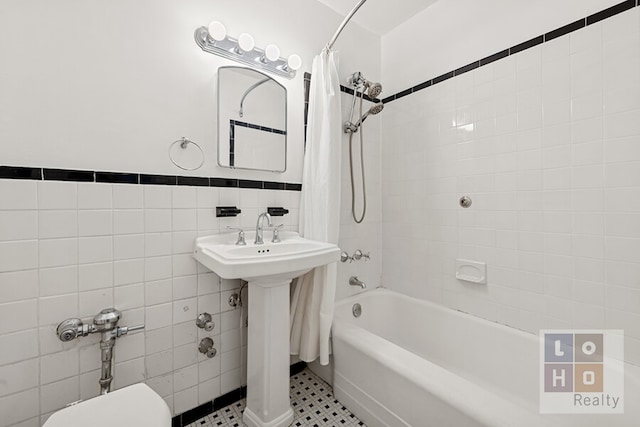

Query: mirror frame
left=217, top=66, right=287, bottom=173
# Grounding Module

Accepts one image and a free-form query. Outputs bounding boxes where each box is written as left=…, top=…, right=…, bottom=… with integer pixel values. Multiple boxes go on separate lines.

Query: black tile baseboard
left=171, top=362, right=307, bottom=427
left=0, top=165, right=301, bottom=191
left=382, top=0, right=640, bottom=104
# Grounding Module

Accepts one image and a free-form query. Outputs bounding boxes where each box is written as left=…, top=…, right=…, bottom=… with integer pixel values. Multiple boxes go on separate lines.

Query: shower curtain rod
left=326, top=0, right=367, bottom=50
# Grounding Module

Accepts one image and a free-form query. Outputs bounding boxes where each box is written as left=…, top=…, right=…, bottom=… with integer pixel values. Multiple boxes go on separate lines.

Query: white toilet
left=43, top=383, right=171, bottom=427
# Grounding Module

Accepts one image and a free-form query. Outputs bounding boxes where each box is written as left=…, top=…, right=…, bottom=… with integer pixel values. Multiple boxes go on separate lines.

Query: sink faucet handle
left=225, top=226, right=246, bottom=246
left=271, top=224, right=284, bottom=243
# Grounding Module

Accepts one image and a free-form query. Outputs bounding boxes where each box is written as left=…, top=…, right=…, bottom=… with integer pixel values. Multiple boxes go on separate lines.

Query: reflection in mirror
left=218, top=67, right=287, bottom=172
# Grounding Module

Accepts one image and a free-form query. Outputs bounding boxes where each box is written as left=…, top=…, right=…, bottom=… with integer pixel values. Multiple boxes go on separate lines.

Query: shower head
left=345, top=102, right=384, bottom=133
left=364, top=81, right=382, bottom=99
left=357, top=102, right=384, bottom=125
left=348, top=71, right=383, bottom=99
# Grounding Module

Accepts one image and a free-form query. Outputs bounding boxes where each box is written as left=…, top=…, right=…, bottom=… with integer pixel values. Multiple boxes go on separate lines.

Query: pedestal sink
left=193, top=230, right=340, bottom=427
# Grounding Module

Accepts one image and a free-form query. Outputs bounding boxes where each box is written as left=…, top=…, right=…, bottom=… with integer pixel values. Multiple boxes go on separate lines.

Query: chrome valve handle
left=340, top=251, right=352, bottom=263
left=226, top=226, right=246, bottom=245
left=353, top=249, right=370, bottom=261
left=196, top=313, right=215, bottom=331
left=198, top=337, right=216, bottom=357
left=271, top=224, right=284, bottom=243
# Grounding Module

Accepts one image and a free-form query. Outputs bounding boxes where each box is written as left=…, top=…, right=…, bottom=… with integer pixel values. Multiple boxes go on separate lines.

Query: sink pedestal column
left=242, top=278, right=294, bottom=427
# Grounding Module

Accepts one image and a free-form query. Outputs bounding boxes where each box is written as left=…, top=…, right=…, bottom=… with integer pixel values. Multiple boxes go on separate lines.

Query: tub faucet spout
left=349, top=276, right=366, bottom=289
left=255, top=212, right=273, bottom=244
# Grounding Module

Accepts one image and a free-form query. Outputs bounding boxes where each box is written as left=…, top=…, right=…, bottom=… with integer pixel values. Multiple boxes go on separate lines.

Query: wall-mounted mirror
left=217, top=66, right=287, bottom=172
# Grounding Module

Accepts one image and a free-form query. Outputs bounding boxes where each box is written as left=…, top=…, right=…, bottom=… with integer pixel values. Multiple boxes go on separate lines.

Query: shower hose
left=348, top=92, right=366, bottom=224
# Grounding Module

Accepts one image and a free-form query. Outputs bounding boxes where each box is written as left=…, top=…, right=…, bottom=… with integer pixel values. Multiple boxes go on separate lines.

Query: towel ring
left=169, top=137, right=205, bottom=171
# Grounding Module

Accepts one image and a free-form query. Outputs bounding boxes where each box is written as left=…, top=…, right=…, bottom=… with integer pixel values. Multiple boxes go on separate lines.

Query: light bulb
left=207, top=21, right=226, bottom=41
left=237, top=33, right=255, bottom=52
left=287, top=54, right=302, bottom=71
left=264, top=44, right=280, bottom=62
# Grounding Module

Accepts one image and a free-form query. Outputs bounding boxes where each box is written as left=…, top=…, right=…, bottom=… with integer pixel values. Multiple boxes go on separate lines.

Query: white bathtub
left=331, top=289, right=640, bottom=427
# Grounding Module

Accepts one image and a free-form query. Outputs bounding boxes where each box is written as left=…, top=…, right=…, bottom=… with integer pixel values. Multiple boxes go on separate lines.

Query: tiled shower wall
left=381, top=7, right=640, bottom=365
left=0, top=178, right=300, bottom=426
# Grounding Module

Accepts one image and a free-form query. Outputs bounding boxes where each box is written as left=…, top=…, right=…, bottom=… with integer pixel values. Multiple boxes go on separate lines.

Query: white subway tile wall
left=0, top=181, right=300, bottom=426
left=382, top=8, right=640, bottom=365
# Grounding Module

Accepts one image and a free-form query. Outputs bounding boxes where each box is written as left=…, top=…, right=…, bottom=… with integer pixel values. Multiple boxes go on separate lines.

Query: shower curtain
left=290, top=48, right=341, bottom=365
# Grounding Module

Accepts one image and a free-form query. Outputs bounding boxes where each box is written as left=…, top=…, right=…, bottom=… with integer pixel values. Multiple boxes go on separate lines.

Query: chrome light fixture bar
left=194, top=25, right=301, bottom=79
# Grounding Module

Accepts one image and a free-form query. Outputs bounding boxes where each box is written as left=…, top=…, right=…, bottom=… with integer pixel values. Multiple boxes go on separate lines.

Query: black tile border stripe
left=587, top=0, right=635, bottom=24
left=383, top=0, right=639, bottom=105
left=96, top=171, right=139, bottom=184
left=0, top=166, right=41, bottom=180
left=230, top=119, right=286, bottom=135
left=0, top=165, right=301, bottom=191
left=171, top=362, right=307, bottom=427
left=545, top=18, right=585, bottom=42
left=43, top=168, right=94, bottom=182
left=509, top=35, right=544, bottom=55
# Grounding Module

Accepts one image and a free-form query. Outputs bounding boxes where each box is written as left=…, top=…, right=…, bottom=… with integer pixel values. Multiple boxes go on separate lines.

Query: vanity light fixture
left=283, top=54, right=302, bottom=73
left=195, top=21, right=300, bottom=79
left=261, top=44, right=280, bottom=63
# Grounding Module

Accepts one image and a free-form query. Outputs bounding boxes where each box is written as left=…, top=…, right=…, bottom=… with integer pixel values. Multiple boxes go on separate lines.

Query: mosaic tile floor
left=186, top=368, right=366, bottom=427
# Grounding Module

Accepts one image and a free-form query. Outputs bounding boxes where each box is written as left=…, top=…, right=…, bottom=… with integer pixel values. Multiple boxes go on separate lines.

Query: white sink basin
left=193, top=228, right=340, bottom=427
left=193, top=230, right=340, bottom=280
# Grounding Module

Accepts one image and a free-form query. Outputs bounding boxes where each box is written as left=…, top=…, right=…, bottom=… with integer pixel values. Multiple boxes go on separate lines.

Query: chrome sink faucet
left=255, top=212, right=273, bottom=244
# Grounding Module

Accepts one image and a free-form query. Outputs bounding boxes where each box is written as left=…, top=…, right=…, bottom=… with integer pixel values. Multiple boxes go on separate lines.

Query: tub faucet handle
left=353, top=250, right=370, bottom=261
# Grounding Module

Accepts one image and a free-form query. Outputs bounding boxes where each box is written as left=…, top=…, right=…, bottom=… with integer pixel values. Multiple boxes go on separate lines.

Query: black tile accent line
left=43, top=168, right=94, bottom=182
left=509, top=35, right=544, bottom=55
left=0, top=165, right=302, bottom=191
left=382, top=1, right=640, bottom=105
left=96, top=171, right=138, bottom=184
left=177, top=176, right=209, bottom=187
left=479, top=49, right=509, bottom=66
left=239, top=179, right=263, bottom=189
left=140, top=174, right=177, bottom=186
left=339, top=84, right=381, bottom=104
left=381, top=94, right=396, bottom=104
left=393, top=87, right=414, bottom=101
left=433, top=71, right=455, bottom=85
left=412, top=80, right=433, bottom=93
left=230, top=119, right=286, bottom=135
left=264, top=181, right=286, bottom=190
left=545, top=19, right=585, bottom=42
left=0, top=166, right=41, bottom=180
left=454, top=61, right=480, bottom=76
left=587, top=0, right=635, bottom=25
left=285, top=183, right=302, bottom=191
left=211, top=177, right=238, bottom=188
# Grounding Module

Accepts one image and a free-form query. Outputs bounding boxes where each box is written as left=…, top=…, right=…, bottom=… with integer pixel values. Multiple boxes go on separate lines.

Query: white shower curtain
left=290, top=48, right=341, bottom=366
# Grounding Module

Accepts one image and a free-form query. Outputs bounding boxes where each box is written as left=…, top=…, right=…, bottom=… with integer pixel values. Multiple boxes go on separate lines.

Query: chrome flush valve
left=57, top=318, right=85, bottom=342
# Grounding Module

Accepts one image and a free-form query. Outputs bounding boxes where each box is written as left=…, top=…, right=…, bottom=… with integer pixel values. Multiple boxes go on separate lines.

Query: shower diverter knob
left=198, top=337, right=215, bottom=355
left=196, top=313, right=214, bottom=331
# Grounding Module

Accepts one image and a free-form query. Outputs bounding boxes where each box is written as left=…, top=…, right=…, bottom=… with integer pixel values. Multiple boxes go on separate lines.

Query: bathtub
left=331, top=289, right=640, bottom=427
